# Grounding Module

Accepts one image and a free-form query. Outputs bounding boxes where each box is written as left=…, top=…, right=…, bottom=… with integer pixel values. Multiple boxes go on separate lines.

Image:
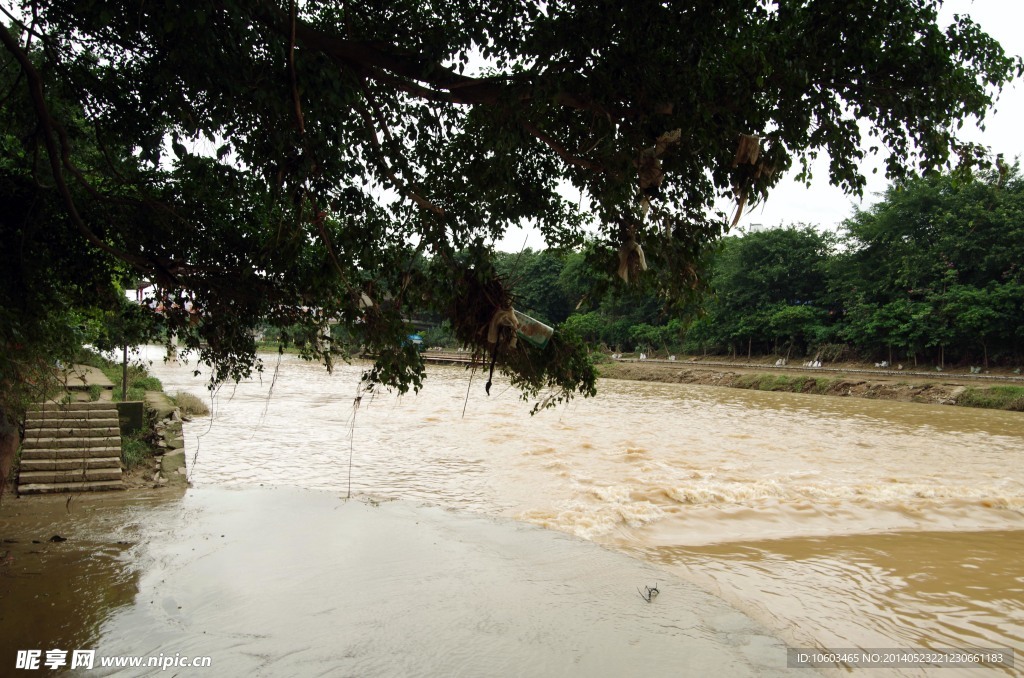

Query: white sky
left=743, top=0, right=1024, bottom=232
left=499, top=0, right=1024, bottom=249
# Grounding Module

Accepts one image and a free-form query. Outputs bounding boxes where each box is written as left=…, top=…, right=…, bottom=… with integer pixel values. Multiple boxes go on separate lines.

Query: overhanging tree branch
left=0, top=23, right=166, bottom=277
left=521, top=120, right=607, bottom=174
left=352, top=76, right=446, bottom=217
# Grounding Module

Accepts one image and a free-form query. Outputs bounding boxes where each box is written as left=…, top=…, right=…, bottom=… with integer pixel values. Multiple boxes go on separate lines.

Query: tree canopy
left=624, top=167, right=1024, bottom=367
left=695, top=225, right=837, bottom=358
left=2, top=0, right=1022, bottom=416
left=836, top=166, right=1024, bottom=366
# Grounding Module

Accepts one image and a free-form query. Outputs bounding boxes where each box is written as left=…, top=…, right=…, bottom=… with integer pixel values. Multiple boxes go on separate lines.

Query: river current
left=6, top=348, right=1019, bottom=676
left=133, top=348, right=1024, bottom=676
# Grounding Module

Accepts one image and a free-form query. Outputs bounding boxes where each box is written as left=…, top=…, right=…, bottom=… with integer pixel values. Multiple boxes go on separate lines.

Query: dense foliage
left=2, top=0, right=1021, bottom=438
left=551, top=169, right=1024, bottom=367
left=834, top=167, right=1024, bottom=366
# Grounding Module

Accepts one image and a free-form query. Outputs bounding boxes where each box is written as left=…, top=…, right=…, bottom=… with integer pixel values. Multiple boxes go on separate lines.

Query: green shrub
left=121, top=433, right=151, bottom=470
left=113, top=386, right=146, bottom=402
left=131, top=376, right=162, bottom=391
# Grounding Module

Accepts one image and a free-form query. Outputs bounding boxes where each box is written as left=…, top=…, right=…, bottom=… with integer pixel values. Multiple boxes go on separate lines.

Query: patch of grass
left=957, top=386, right=1024, bottom=411
left=757, top=374, right=793, bottom=391
left=813, top=378, right=832, bottom=394
left=87, top=384, right=103, bottom=401
left=734, top=374, right=760, bottom=389
left=96, top=363, right=121, bottom=385
left=113, top=386, right=147, bottom=402
left=173, top=391, right=210, bottom=417
left=121, top=433, right=152, bottom=470
left=95, top=365, right=162, bottom=401
left=81, top=353, right=161, bottom=393
left=131, top=375, right=163, bottom=391
left=733, top=373, right=834, bottom=394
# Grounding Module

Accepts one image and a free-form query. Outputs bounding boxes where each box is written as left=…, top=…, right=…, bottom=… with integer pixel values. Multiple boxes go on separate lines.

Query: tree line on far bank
left=424, top=168, right=1023, bottom=368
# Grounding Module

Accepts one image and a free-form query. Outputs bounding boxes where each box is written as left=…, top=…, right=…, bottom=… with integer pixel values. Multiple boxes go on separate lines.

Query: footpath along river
left=136, top=348, right=1024, bottom=676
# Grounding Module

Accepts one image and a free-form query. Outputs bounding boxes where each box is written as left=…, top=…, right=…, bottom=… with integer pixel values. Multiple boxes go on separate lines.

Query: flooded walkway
left=2, top=488, right=806, bottom=676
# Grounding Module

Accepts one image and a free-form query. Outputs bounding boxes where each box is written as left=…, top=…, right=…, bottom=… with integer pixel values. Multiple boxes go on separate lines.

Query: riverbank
left=598, top=359, right=1024, bottom=411
left=0, top=382, right=191, bottom=665
left=6, top=354, right=192, bottom=497
left=80, top=350, right=201, bottom=495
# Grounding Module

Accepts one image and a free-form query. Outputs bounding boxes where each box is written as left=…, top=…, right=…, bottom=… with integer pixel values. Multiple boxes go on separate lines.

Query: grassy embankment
left=597, top=360, right=1024, bottom=412
left=723, top=373, right=1024, bottom=411
left=732, top=373, right=834, bottom=394
left=956, top=386, right=1024, bottom=411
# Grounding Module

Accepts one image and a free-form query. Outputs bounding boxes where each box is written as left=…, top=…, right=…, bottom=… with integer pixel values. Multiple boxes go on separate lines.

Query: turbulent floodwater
left=143, top=348, right=1024, bottom=675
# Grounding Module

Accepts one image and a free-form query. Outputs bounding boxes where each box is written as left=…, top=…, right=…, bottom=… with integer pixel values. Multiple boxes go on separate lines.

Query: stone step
left=22, top=436, right=121, bottom=450
left=27, top=416, right=120, bottom=429
left=29, top=401, right=117, bottom=413
left=18, top=468, right=123, bottom=484
left=26, top=412, right=119, bottom=425
left=24, top=426, right=121, bottom=439
left=18, top=480, right=125, bottom=495
left=19, top=457, right=122, bottom=472
left=19, top=447, right=123, bottom=460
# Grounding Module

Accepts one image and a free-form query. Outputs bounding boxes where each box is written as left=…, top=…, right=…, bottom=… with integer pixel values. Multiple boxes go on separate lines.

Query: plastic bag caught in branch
left=637, top=129, right=682, bottom=218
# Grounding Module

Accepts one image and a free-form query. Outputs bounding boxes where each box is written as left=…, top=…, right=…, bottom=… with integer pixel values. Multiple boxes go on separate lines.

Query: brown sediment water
left=630, top=531, right=1023, bottom=677
left=143, top=349, right=1024, bottom=676
left=0, top=493, right=155, bottom=660
left=115, top=488, right=814, bottom=676
left=4, top=347, right=1022, bottom=676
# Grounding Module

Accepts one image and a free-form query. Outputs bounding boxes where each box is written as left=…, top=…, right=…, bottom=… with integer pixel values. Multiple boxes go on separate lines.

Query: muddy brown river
left=3, top=348, right=1022, bottom=676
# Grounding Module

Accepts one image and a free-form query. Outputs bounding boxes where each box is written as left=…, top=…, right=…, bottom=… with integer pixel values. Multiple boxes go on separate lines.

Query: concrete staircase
left=18, top=402, right=125, bottom=494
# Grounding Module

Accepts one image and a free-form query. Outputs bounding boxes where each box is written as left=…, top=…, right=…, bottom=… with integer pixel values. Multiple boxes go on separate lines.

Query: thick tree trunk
left=0, top=408, right=20, bottom=500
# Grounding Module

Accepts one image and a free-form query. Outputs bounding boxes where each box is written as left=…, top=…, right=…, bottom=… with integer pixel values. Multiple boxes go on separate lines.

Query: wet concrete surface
left=4, top=488, right=814, bottom=677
